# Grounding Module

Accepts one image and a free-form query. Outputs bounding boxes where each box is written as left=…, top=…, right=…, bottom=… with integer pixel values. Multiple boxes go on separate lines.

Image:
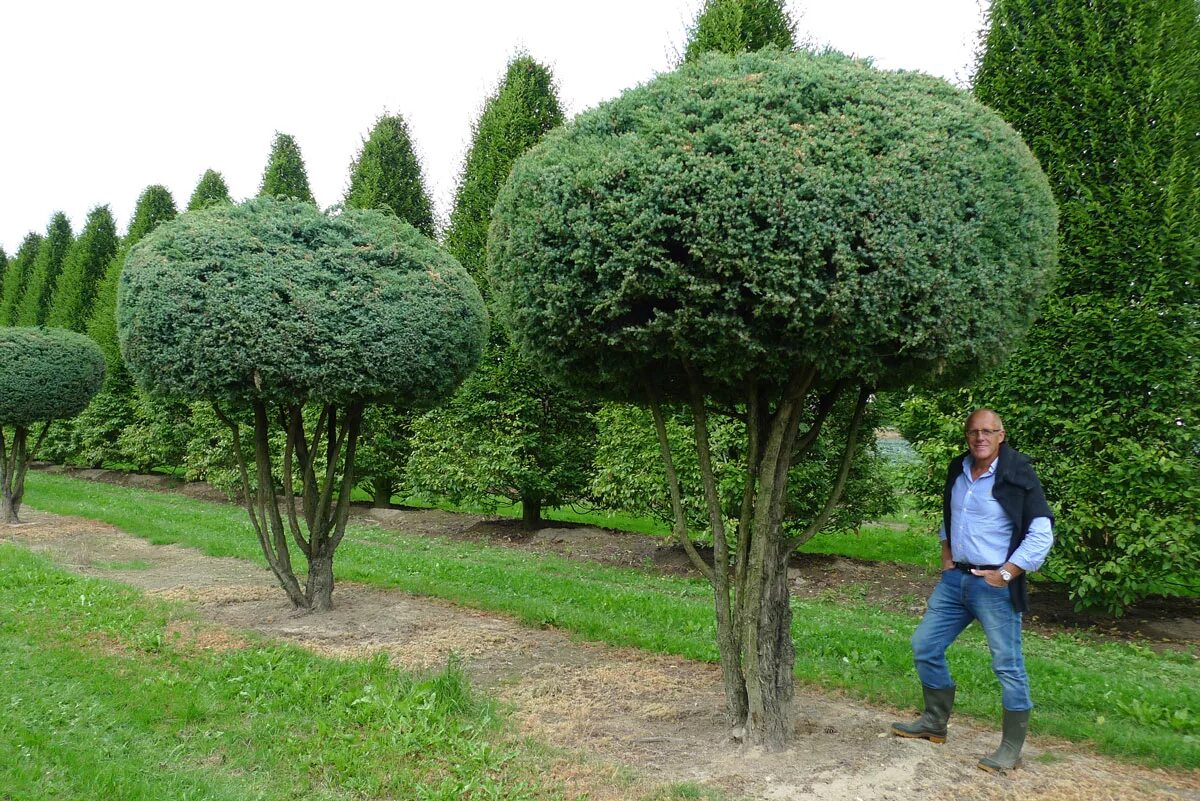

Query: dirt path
left=6, top=510, right=1198, bottom=801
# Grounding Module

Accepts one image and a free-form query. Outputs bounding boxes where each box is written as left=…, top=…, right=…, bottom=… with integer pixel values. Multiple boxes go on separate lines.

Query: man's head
left=965, top=408, right=1006, bottom=467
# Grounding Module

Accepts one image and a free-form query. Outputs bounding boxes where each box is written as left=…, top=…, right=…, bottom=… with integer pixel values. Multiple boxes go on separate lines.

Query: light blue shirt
left=938, top=455, right=1053, bottom=572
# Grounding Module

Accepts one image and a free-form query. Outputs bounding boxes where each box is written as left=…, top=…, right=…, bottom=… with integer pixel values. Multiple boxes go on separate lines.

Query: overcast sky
left=0, top=0, right=988, bottom=255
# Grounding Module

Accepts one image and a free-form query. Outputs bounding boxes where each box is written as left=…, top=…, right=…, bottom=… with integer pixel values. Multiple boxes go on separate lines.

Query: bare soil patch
left=5, top=507, right=1198, bottom=801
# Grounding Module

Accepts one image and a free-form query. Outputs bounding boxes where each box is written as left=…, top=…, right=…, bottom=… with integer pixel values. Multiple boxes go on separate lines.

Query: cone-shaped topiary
left=345, top=113, right=435, bottom=235
left=187, top=169, right=233, bottom=211
left=489, top=48, right=1057, bottom=748
left=47, top=205, right=118, bottom=332
left=15, top=213, right=74, bottom=327
left=118, top=197, right=487, bottom=610
left=0, top=233, right=44, bottom=327
left=258, top=132, right=315, bottom=203
left=683, top=0, right=795, bottom=62
left=0, top=327, right=104, bottom=522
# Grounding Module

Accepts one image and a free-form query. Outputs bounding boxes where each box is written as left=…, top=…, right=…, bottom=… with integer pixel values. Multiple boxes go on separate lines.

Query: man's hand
left=970, top=568, right=1006, bottom=587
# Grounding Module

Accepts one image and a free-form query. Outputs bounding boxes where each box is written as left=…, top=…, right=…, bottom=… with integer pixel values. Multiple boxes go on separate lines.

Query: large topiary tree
left=683, top=0, right=795, bottom=62
left=259, top=132, right=315, bottom=203
left=0, top=233, right=44, bottom=327
left=15, top=213, right=74, bottom=327
left=406, top=54, right=596, bottom=529
left=0, top=328, right=104, bottom=523
left=902, top=0, right=1200, bottom=614
left=47, top=205, right=119, bottom=332
left=344, top=112, right=438, bottom=506
left=118, top=197, right=487, bottom=610
left=489, top=49, right=1058, bottom=748
left=187, top=169, right=233, bottom=211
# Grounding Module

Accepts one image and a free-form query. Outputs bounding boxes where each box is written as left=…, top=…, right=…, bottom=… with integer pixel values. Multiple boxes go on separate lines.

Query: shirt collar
left=964, top=454, right=999, bottom=478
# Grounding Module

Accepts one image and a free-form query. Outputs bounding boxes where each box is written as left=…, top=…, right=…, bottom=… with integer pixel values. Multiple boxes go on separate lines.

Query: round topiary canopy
left=118, top=197, right=488, bottom=408
left=0, top=327, right=105, bottom=426
left=488, top=48, right=1058, bottom=402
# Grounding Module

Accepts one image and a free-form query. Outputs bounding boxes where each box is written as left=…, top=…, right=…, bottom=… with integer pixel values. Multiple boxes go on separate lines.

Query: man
left=892, top=409, right=1053, bottom=773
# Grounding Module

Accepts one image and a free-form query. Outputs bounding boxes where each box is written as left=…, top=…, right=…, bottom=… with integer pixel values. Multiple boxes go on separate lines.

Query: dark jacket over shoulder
left=943, top=442, right=1053, bottom=613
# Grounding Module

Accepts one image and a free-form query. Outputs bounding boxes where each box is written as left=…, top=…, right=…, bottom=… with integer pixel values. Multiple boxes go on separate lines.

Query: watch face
left=1000, top=569, right=1012, bottom=582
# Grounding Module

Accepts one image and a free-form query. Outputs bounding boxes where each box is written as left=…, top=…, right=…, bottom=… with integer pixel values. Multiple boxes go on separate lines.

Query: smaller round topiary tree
left=118, top=197, right=487, bottom=611
left=0, top=327, right=105, bottom=523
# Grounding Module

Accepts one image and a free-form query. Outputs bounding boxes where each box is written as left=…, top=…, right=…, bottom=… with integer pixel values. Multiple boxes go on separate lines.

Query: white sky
left=0, top=0, right=988, bottom=255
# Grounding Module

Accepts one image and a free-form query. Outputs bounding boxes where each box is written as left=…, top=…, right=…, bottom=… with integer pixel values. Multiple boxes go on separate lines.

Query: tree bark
left=371, top=478, right=392, bottom=508
left=521, top=496, right=542, bottom=530
left=306, top=552, right=335, bottom=611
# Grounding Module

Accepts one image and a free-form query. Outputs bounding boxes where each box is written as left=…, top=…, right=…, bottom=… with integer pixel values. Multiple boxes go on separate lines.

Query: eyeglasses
left=965, top=428, right=1003, bottom=440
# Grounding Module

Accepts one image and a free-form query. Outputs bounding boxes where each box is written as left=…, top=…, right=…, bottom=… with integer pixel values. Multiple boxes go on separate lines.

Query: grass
left=20, top=471, right=1200, bottom=770
left=0, top=545, right=563, bottom=801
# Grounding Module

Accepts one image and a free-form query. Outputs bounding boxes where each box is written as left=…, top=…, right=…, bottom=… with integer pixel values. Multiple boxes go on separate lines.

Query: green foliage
left=0, top=247, right=6, bottom=299
left=343, top=113, right=439, bottom=503
left=15, top=213, right=74, bottom=327
left=591, top=399, right=893, bottom=535
left=46, top=205, right=119, bottom=333
left=186, top=168, right=232, bottom=211
left=0, top=328, right=104, bottom=426
left=0, top=232, right=44, bottom=326
left=257, top=132, right=314, bottom=203
left=490, top=49, right=1058, bottom=405
left=90, top=186, right=178, bottom=381
left=900, top=0, right=1200, bottom=613
left=119, top=197, right=487, bottom=408
left=445, top=54, right=563, bottom=304
left=345, top=113, right=436, bottom=236
left=410, top=54, right=593, bottom=525
left=683, top=0, right=795, bottom=62
left=407, top=341, right=597, bottom=517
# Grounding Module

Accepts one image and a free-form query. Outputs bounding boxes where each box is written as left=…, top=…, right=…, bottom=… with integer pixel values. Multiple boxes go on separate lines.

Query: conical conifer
left=407, top=54, right=595, bottom=529
left=88, top=186, right=177, bottom=377
left=187, top=169, right=232, bottom=211
left=904, top=0, right=1200, bottom=613
left=47, top=205, right=118, bottom=333
left=345, top=114, right=435, bottom=236
left=0, top=233, right=44, bottom=326
left=259, top=133, right=315, bottom=202
left=683, top=0, right=795, bottom=62
left=444, top=55, right=563, bottom=304
left=15, top=212, right=74, bottom=326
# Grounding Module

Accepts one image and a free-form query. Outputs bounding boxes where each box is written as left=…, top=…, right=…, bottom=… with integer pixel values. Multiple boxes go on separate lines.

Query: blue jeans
left=911, top=568, right=1032, bottom=711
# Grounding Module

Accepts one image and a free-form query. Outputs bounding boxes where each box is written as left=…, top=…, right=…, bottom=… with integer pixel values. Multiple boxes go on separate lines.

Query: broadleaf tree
left=258, top=132, right=315, bottom=202
left=406, top=54, right=596, bottom=530
left=489, top=49, right=1058, bottom=748
left=119, top=197, right=487, bottom=610
left=0, top=327, right=104, bottom=523
left=344, top=112, right=437, bottom=506
left=0, top=233, right=44, bottom=327
left=902, top=0, right=1200, bottom=614
left=46, top=205, right=118, bottom=332
left=15, top=212, right=74, bottom=327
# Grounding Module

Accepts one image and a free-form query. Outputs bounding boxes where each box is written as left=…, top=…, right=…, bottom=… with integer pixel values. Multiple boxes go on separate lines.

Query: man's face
left=965, top=412, right=1005, bottom=465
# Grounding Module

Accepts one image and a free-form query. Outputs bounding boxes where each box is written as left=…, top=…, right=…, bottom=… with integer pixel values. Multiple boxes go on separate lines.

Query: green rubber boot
left=891, top=685, right=955, bottom=744
left=978, top=709, right=1030, bottom=773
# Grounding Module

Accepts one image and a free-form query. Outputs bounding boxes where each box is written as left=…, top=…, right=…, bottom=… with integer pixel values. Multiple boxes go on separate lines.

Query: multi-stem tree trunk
left=1, top=422, right=52, bottom=525
left=650, top=369, right=869, bottom=750
left=218, top=398, right=364, bottom=612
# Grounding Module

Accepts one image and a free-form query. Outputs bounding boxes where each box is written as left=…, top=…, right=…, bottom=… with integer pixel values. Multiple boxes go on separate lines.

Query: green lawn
left=20, top=471, right=1200, bottom=770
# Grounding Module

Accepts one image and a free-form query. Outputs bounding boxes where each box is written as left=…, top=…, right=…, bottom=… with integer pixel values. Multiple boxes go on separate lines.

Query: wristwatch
left=999, top=567, right=1013, bottom=583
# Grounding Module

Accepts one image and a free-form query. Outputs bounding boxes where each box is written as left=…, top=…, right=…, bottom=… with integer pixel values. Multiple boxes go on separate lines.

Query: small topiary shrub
left=118, top=197, right=487, bottom=610
left=0, top=327, right=105, bottom=522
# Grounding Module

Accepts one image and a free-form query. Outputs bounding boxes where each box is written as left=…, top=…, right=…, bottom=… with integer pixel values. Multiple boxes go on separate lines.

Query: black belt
left=954, top=561, right=1000, bottom=572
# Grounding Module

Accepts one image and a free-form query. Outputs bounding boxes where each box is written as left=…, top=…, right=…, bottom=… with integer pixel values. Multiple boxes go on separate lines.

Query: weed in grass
left=97, top=560, right=153, bottom=570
